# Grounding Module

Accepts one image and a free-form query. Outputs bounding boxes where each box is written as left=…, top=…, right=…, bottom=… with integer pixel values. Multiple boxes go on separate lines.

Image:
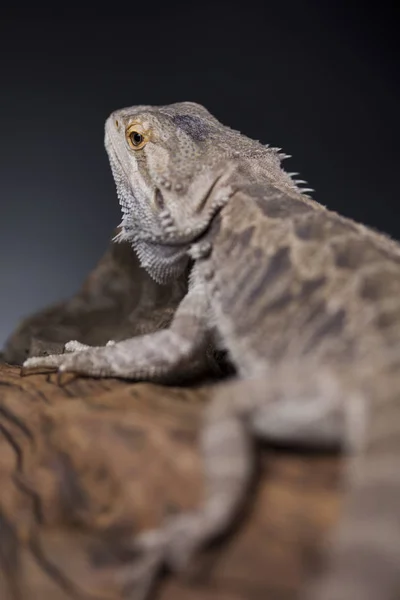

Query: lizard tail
left=309, top=369, right=400, bottom=600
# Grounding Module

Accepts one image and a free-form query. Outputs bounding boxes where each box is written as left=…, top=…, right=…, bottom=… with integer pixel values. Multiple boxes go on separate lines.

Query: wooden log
left=0, top=363, right=342, bottom=600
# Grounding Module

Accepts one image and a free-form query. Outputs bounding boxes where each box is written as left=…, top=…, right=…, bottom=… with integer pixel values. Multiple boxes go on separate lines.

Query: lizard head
left=105, top=101, right=297, bottom=283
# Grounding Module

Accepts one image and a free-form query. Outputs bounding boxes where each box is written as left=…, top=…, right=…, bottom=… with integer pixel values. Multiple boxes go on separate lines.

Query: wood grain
left=0, top=363, right=342, bottom=599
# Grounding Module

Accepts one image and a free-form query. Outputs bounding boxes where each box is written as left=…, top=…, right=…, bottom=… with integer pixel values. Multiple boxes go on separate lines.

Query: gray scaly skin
left=23, top=102, right=400, bottom=599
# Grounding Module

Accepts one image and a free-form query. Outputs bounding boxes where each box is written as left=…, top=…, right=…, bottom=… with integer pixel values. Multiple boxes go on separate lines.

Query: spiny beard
left=133, top=238, right=189, bottom=284
left=106, top=146, right=189, bottom=284
left=113, top=211, right=137, bottom=244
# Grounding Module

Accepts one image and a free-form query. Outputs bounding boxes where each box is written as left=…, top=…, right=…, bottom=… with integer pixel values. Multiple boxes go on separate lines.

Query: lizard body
left=23, top=103, right=400, bottom=599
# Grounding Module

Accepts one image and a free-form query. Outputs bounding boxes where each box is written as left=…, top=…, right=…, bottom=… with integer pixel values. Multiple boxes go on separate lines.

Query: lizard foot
left=22, top=339, right=95, bottom=371
left=23, top=347, right=103, bottom=375
left=163, top=511, right=210, bottom=571
left=22, top=340, right=113, bottom=378
left=22, top=342, right=136, bottom=378
left=134, top=509, right=214, bottom=574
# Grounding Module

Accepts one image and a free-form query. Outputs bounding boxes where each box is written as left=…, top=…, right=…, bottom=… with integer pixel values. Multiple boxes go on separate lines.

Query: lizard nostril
left=154, top=188, right=165, bottom=210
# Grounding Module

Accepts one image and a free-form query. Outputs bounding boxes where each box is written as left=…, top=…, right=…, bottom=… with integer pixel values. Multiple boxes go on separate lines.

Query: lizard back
left=201, top=181, right=400, bottom=378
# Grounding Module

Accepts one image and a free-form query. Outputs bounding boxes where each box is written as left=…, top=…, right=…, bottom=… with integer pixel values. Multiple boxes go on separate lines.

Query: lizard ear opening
left=154, top=188, right=165, bottom=210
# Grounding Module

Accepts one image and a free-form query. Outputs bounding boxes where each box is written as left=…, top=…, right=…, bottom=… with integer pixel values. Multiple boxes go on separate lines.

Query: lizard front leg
left=22, top=277, right=209, bottom=381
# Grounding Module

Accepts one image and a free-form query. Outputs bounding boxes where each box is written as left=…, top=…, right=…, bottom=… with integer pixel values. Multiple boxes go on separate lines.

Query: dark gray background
left=0, top=5, right=398, bottom=347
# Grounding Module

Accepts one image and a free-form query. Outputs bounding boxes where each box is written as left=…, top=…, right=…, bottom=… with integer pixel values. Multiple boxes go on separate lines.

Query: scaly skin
left=23, top=103, right=400, bottom=599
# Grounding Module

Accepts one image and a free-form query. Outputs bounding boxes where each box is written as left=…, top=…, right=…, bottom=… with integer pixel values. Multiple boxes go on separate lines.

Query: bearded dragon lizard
left=23, top=102, right=400, bottom=600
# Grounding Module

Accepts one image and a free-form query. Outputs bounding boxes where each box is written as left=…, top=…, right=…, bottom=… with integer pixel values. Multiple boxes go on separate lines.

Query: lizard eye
left=126, top=124, right=148, bottom=150
left=130, top=132, right=143, bottom=146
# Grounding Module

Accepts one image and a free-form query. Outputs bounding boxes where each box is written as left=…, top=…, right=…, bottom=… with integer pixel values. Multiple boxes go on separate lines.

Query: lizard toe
left=23, top=353, right=67, bottom=370
left=64, top=340, right=92, bottom=353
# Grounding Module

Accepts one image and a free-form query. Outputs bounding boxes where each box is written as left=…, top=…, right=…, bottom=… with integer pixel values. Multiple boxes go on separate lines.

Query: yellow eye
left=126, top=124, right=148, bottom=150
